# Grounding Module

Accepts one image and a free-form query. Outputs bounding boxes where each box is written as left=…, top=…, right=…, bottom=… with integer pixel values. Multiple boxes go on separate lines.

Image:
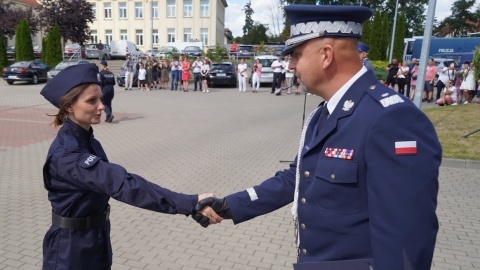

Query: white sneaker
left=464, top=101, right=469, bottom=104
left=206, top=89, right=209, bottom=93
left=202, top=90, right=206, bottom=93
left=451, top=103, right=458, bottom=106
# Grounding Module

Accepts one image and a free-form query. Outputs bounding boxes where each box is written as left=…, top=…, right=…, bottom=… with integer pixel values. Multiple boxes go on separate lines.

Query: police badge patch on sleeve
left=78, top=154, right=100, bottom=168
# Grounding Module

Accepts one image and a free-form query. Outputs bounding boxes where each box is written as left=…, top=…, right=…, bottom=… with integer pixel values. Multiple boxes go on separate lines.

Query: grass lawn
left=424, top=104, right=480, bottom=160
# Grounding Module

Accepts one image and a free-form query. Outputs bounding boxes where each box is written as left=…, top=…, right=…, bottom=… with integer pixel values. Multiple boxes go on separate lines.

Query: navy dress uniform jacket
left=225, top=70, right=441, bottom=270
left=42, top=119, right=197, bottom=270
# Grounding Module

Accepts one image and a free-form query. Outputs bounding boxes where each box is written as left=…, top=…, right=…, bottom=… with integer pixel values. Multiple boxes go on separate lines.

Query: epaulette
left=365, top=82, right=408, bottom=109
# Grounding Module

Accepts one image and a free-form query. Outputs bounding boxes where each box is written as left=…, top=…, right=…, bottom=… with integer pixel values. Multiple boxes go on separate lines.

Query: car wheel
left=6, top=80, right=13, bottom=85
left=32, top=75, right=39, bottom=84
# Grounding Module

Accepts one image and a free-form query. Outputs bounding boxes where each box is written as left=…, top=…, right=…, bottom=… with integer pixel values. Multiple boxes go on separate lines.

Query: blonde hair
left=49, top=84, right=93, bottom=128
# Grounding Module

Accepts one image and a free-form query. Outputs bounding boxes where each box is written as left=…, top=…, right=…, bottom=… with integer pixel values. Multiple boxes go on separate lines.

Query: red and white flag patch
left=395, top=141, right=417, bottom=155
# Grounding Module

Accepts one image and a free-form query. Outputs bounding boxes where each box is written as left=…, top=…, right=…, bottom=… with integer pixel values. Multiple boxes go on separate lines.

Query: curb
left=441, top=158, right=480, bottom=169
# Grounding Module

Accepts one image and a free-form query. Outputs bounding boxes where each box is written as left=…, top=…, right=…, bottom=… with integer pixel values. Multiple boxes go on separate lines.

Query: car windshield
left=211, top=64, right=233, bottom=72
left=85, top=44, right=98, bottom=49
left=65, top=44, right=80, bottom=49
left=184, top=46, right=200, bottom=51
left=159, top=47, right=174, bottom=52
left=259, top=58, right=276, bottom=67
left=10, top=62, right=30, bottom=68
left=238, top=46, right=253, bottom=51
left=55, top=62, right=76, bottom=70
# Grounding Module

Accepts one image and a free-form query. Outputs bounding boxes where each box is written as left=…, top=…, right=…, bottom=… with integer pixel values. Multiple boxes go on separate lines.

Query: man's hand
left=192, top=197, right=232, bottom=228
left=192, top=194, right=223, bottom=228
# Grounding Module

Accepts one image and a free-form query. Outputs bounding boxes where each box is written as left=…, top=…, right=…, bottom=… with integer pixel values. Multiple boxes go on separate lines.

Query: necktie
left=316, top=106, right=329, bottom=135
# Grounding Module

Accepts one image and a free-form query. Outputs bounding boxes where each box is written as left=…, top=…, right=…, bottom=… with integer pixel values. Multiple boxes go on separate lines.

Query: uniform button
left=300, top=223, right=306, bottom=230
left=302, top=249, right=307, bottom=255
left=301, top=198, right=306, bottom=204
left=330, top=174, right=335, bottom=180
left=304, top=171, right=310, bottom=178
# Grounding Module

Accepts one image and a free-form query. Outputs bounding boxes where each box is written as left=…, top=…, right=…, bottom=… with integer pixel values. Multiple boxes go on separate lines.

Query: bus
left=403, top=37, right=480, bottom=63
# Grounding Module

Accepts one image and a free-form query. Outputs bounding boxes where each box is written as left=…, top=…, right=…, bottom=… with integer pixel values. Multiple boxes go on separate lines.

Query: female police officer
left=40, top=63, right=221, bottom=269
left=99, top=59, right=115, bottom=123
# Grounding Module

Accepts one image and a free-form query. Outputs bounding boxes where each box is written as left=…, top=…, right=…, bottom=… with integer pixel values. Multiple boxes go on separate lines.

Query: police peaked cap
left=41, top=63, right=100, bottom=108
left=282, top=5, right=373, bottom=55
left=358, top=42, right=370, bottom=52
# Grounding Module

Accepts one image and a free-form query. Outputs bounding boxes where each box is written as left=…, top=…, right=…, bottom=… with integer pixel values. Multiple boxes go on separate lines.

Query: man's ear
left=320, top=45, right=334, bottom=70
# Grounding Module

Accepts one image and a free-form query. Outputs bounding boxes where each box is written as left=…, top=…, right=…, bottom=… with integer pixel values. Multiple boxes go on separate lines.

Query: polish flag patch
left=395, top=141, right=417, bottom=155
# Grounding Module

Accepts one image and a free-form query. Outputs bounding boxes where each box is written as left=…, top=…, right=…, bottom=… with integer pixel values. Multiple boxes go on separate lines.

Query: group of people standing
left=123, top=55, right=212, bottom=93
left=385, top=57, right=479, bottom=105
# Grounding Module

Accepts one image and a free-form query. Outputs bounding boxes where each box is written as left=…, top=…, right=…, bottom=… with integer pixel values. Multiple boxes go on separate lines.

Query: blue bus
left=403, top=37, right=480, bottom=63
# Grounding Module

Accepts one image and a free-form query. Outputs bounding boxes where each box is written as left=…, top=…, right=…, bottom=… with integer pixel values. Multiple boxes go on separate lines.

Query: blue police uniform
left=358, top=42, right=374, bottom=73
left=99, top=60, right=116, bottom=122
left=40, top=64, right=198, bottom=269
left=224, top=5, right=442, bottom=270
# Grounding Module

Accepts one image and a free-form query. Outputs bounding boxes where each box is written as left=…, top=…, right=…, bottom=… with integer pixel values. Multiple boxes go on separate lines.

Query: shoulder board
left=78, top=154, right=101, bottom=168
left=365, top=82, right=408, bottom=109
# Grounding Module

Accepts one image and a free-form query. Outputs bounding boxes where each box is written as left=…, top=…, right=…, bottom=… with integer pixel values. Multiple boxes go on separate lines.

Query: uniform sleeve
left=225, top=157, right=297, bottom=224
left=57, top=153, right=197, bottom=215
left=365, top=105, right=441, bottom=270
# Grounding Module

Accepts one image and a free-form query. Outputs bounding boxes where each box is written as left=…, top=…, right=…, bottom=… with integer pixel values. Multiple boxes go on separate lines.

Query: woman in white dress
left=460, top=62, right=476, bottom=104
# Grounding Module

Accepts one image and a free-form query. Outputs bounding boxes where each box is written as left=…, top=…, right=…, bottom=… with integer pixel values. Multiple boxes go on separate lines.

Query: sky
left=224, top=0, right=463, bottom=38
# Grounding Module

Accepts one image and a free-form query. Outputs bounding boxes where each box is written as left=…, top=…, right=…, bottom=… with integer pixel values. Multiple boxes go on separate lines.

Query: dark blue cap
left=282, top=5, right=373, bottom=55
left=358, top=41, right=370, bottom=52
left=40, top=63, right=100, bottom=108
left=100, top=59, right=108, bottom=66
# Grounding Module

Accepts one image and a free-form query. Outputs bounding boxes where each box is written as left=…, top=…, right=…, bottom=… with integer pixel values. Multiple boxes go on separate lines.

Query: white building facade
left=87, top=0, right=228, bottom=51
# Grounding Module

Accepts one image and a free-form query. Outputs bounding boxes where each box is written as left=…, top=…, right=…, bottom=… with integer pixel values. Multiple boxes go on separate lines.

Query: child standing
left=137, top=63, right=147, bottom=91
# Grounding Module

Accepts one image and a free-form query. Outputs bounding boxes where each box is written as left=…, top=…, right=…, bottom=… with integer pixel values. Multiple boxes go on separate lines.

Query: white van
left=109, top=40, right=140, bottom=60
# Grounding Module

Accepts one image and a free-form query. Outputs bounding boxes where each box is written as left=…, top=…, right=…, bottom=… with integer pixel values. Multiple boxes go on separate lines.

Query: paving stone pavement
left=0, top=69, right=479, bottom=269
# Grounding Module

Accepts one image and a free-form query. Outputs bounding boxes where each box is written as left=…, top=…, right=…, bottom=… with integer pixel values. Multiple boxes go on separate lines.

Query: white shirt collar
left=326, top=66, right=367, bottom=114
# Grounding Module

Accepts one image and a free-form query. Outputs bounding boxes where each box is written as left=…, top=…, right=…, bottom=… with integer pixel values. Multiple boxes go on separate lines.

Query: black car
left=117, top=63, right=138, bottom=87
left=183, top=46, right=203, bottom=57
left=6, top=46, right=15, bottom=58
left=236, top=45, right=255, bottom=59
left=208, top=62, right=236, bottom=87
left=2, top=60, right=50, bottom=85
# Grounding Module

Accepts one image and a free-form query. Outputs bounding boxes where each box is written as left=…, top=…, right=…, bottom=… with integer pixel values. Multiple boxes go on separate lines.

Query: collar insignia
left=342, top=100, right=354, bottom=111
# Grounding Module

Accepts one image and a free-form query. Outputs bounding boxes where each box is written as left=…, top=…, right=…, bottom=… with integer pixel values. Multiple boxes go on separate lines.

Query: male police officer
left=194, top=4, right=441, bottom=270
left=358, top=41, right=374, bottom=72
left=99, top=59, right=115, bottom=123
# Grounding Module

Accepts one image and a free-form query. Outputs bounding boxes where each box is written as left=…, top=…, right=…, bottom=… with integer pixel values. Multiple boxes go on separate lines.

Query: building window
left=167, top=0, right=175, bottom=17
left=119, top=2, right=127, bottom=19
left=136, top=30, right=143, bottom=45
left=153, top=30, right=159, bottom=44
left=90, top=30, right=98, bottom=43
left=200, top=28, right=208, bottom=46
left=167, top=28, right=175, bottom=42
left=183, top=0, right=192, bottom=17
left=183, top=28, right=192, bottom=42
left=104, top=3, right=112, bottom=19
left=135, top=2, right=143, bottom=18
left=120, top=30, right=128, bottom=40
left=152, top=2, right=159, bottom=18
left=200, top=0, right=209, bottom=17
left=92, top=3, right=96, bottom=19
left=105, top=30, right=113, bottom=44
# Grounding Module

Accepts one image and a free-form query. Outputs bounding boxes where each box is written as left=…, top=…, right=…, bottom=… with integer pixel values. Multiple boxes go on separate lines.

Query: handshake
left=193, top=195, right=232, bottom=228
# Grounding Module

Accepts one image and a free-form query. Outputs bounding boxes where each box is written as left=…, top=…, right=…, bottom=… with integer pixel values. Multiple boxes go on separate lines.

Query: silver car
left=85, top=43, right=110, bottom=59
left=47, top=60, right=90, bottom=81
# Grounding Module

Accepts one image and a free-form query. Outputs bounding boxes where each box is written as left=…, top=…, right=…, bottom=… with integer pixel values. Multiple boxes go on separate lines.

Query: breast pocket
left=314, top=158, right=361, bottom=214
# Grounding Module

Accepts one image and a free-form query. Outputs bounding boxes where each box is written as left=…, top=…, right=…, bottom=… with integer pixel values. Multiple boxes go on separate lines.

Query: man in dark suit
left=194, top=4, right=442, bottom=270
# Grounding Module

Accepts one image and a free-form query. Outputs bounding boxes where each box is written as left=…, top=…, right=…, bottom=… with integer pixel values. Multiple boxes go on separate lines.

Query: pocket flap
left=316, top=158, right=358, bottom=184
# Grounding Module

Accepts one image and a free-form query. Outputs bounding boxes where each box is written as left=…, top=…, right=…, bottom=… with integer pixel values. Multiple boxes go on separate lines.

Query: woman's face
left=67, top=85, right=104, bottom=130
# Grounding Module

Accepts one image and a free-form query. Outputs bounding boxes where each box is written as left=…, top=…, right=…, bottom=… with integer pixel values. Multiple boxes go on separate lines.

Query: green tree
left=369, top=11, right=383, bottom=61
left=361, top=20, right=372, bottom=47
left=242, top=1, right=254, bottom=43
left=247, top=23, right=269, bottom=44
left=0, top=35, right=7, bottom=72
left=41, top=37, right=47, bottom=62
left=381, top=13, right=390, bottom=61
left=436, top=0, right=477, bottom=37
left=45, top=24, right=62, bottom=68
left=15, top=19, right=35, bottom=61
left=473, top=46, right=480, bottom=81
left=393, top=13, right=406, bottom=61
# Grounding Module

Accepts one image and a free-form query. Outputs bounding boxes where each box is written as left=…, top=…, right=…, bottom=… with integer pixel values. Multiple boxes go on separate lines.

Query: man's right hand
left=192, top=197, right=232, bottom=227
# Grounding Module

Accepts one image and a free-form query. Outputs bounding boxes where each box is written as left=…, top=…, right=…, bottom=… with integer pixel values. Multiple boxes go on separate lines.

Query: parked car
left=33, top=45, right=42, bottom=58
left=47, top=60, right=90, bottom=81
left=64, top=43, right=86, bottom=59
left=155, top=46, right=181, bottom=58
left=183, top=46, right=203, bottom=57
left=109, top=40, right=140, bottom=60
left=208, top=62, right=236, bottom=87
left=146, top=49, right=158, bottom=57
left=269, top=45, right=285, bottom=56
left=117, top=61, right=138, bottom=87
left=236, top=45, right=255, bottom=59
left=85, top=43, right=110, bottom=59
left=249, top=55, right=277, bottom=86
left=2, top=60, right=50, bottom=85
left=207, top=45, right=228, bottom=59
left=6, top=46, right=15, bottom=58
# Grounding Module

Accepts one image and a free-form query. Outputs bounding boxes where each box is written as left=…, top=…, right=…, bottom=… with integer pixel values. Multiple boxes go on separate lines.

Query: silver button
left=300, top=223, right=306, bottom=230
left=369, top=85, right=376, bottom=90
left=301, top=198, right=306, bottom=204
left=330, top=174, right=335, bottom=180
left=302, top=249, right=307, bottom=255
left=304, top=171, right=310, bottom=178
